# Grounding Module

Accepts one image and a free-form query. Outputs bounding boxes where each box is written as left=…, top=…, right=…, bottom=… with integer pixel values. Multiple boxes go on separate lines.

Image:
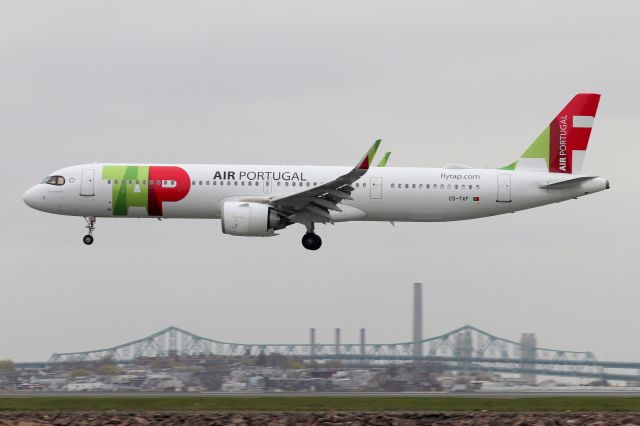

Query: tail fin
left=501, top=93, right=601, bottom=174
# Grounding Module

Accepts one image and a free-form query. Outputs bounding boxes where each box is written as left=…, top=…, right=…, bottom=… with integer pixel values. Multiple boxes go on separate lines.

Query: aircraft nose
left=23, top=186, right=40, bottom=209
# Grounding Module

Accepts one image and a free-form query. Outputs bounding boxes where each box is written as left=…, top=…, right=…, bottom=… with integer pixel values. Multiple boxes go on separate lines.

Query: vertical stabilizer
left=502, top=93, right=600, bottom=174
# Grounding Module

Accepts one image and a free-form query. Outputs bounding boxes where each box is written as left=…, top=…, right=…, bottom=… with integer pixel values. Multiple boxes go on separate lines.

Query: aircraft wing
left=268, top=140, right=381, bottom=222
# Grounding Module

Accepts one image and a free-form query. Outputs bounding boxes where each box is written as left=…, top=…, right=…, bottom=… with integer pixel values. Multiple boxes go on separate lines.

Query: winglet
left=377, top=152, right=391, bottom=167
left=356, top=139, right=382, bottom=170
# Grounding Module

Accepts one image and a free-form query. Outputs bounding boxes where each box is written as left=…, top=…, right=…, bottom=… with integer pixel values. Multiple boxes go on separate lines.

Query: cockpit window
left=42, top=175, right=65, bottom=186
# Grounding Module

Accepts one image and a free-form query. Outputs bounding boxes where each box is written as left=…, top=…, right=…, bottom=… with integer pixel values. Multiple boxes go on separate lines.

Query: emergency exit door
left=370, top=177, right=382, bottom=199
left=80, top=169, right=95, bottom=196
left=497, top=174, right=511, bottom=202
left=263, top=179, right=272, bottom=194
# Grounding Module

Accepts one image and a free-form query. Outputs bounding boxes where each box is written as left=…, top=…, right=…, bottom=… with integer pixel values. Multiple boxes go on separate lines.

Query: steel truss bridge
left=46, top=325, right=640, bottom=382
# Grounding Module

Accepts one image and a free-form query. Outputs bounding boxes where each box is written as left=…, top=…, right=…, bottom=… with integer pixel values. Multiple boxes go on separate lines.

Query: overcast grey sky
left=1, top=1, right=639, bottom=362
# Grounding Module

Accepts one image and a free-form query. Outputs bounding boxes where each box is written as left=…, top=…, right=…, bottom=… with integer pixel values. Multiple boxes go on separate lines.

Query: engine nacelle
left=221, top=201, right=287, bottom=236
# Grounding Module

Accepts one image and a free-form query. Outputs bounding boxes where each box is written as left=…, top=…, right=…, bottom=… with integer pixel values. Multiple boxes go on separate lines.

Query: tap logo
left=102, top=166, right=191, bottom=216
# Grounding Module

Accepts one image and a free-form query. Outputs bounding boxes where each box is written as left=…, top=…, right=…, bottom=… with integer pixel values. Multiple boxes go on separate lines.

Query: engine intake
left=221, top=201, right=287, bottom=236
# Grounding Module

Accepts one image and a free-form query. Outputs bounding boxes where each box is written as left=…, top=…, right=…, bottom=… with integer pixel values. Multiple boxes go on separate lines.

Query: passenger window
left=213, top=181, right=217, bottom=185
left=391, top=184, right=395, bottom=188
left=285, top=182, right=289, bottom=186
left=363, top=183, right=367, bottom=188
left=227, top=181, right=231, bottom=186
left=447, top=184, right=451, bottom=189
left=356, top=183, right=360, bottom=187
left=454, top=184, right=458, bottom=189
left=476, top=185, right=480, bottom=190
left=412, top=184, right=416, bottom=189
left=440, top=184, right=444, bottom=189
left=234, top=181, right=238, bottom=186
left=206, top=181, right=210, bottom=185
left=156, top=180, right=161, bottom=185
left=107, top=180, right=112, bottom=184
left=220, top=181, right=224, bottom=186
left=461, top=185, right=465, bottom=189
left=199, top=180, right=202, bottom=185
left=277, top=182, right=281, bottom=186
left=426, top=184, right=430, bottom=189
left=241, top=181, right=245, bottom=186
left=405, top=184, right=409, bottom=189
left=419, top=184, right=423, bottom=189
left=306, top=182, right=310, bottom=187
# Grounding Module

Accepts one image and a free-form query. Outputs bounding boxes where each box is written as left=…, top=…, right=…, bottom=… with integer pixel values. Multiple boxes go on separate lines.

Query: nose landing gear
left=83, top=216, right=96, bottom=245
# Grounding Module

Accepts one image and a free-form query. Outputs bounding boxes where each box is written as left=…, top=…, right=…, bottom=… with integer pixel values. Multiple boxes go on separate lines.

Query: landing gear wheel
left=301, top=233, right=322, bottom=250
left=82, top=216, right=96, bottom=246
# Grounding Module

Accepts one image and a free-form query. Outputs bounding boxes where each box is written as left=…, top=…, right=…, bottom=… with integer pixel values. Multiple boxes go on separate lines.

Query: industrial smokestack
left=360, top=328, right=366, bottom=355
left=335, top=328, right=341, bottom=355
left=413, top=282, right=423, bottom=358
left=310, top=328, right=316, bottom=357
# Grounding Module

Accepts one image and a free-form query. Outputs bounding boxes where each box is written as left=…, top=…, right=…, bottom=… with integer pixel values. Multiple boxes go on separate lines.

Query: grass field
left=1, top=396, right=640, bottom=412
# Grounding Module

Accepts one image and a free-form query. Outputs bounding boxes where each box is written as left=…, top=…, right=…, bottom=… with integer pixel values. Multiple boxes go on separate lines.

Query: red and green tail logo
left=502, top=93, right=600, bottom=174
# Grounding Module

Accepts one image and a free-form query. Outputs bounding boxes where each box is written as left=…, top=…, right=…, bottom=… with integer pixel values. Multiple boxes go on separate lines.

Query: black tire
left=83, top=235, right=94, bottom=245
left=301, top=233, right=322, bottom=250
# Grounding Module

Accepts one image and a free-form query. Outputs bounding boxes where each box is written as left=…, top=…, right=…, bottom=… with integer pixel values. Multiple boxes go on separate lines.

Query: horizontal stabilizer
left=539, top=176, right=596, bottom=189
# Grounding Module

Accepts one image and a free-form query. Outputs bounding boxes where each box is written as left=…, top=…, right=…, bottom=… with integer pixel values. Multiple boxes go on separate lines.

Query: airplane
left=23, top=93, right=609, bottom=250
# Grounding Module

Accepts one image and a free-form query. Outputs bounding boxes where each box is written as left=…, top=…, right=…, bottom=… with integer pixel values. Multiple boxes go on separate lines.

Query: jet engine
left=221, top=201, right=288, bottom=236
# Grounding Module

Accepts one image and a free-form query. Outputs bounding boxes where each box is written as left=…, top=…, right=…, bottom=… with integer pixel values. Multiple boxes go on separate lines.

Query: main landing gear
left=83, top=216, right=96, bottom=245
left=301, top=223, right=322, bottom=250
left=302, top=233, right=322, bottom=250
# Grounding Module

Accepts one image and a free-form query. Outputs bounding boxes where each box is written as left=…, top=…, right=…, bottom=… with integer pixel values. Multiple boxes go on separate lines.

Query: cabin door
left=370, top=177, right=382, bottom=199
left=80, top=169, right=95, bottom=196
left=497, top=174, right=511, bottom=202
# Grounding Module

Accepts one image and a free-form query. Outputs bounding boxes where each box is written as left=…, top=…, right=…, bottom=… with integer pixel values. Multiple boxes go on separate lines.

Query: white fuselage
left=23, top=164, right=609, bottom=223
